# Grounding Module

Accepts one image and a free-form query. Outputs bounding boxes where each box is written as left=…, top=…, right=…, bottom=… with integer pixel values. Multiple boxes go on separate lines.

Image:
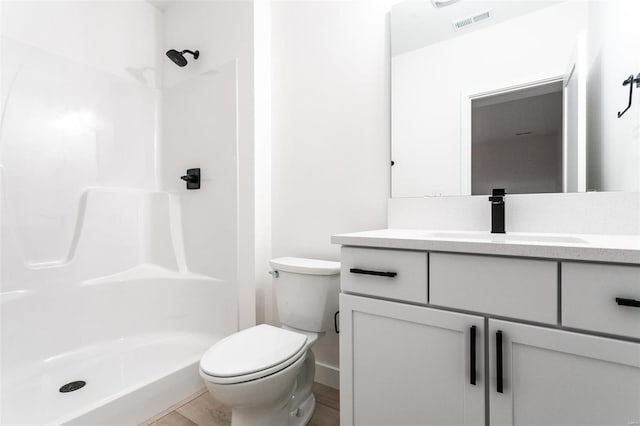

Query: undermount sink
left=422, top=231, right=588, bottom=244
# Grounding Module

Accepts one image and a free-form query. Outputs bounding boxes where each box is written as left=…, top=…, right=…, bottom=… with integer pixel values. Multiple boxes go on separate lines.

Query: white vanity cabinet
left=340, top=294, right=485, bottom=426
left=429, top=253, right=557, bottom=324
left=489, top=320, right=640, bottom=426
left=339, top=246, right=640, bottom=426
left=562, top=262, right=640, bottom=339
left=340, top=247, right=428, bottom=304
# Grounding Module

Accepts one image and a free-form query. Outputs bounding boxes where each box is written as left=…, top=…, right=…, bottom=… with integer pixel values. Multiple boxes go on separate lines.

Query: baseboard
left=315, top=361, right=339, bottom=389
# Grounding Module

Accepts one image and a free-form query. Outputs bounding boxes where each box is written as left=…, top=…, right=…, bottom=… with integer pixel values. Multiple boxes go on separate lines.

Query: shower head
left=166, top=49, right=200, bottom=67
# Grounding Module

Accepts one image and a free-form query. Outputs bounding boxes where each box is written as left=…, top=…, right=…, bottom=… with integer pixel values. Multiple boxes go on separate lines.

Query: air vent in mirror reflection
left=453, top=9, right=493, bottom=31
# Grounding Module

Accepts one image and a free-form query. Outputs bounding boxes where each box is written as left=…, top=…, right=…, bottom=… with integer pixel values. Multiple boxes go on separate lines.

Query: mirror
left=391, top=0, right=640, bottom=197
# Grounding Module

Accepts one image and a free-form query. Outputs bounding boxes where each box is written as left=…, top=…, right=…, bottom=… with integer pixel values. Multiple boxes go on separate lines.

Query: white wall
left=269, top=0, right=391, bottom=385
left=253, top=0, right=273, bottom=326
left=162, top=1, right=256, bottom=329
left=587, top=0, right=640, bottom=192
left=392, top=1, right=588, bottom=197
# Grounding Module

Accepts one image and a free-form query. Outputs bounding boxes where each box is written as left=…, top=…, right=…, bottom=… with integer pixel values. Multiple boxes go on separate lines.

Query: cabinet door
left=340, top=294, right=484, bottom=426
left=489, top=319, right=640, bottom=426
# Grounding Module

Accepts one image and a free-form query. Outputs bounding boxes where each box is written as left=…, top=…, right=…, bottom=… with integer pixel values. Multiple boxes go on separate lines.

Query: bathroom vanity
left=333, top=230, right=640, bottom=426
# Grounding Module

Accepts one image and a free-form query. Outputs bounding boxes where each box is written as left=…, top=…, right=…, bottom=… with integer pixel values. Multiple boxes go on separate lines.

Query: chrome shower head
left=166, top=49, right=200, bottom=67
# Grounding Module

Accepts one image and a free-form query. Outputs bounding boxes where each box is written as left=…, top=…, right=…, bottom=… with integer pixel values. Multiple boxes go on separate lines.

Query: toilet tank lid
left=270, top=257, right=340, bottom=275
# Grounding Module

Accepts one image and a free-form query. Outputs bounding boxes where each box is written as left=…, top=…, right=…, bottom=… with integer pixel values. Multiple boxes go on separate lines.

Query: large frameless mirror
left=391, top=0, right=640, bottom=197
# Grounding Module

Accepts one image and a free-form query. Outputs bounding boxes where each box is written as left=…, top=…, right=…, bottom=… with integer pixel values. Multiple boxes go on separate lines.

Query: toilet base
left=230, top=388, right=294, bottom=426
left=201, top=333, right=321, bottom=426
left=289, top=393, right=315, bottom=426
left=287, top=348, right=317, bottom=425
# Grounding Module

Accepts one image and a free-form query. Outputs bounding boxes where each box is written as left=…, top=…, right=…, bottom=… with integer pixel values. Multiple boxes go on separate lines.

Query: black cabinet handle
left=616, top=297, right=640, bottom=308
left=349, top=268, right=397, bottom=278
left=496, top=330, right=503, bottom=393
left=470, top=326, right=477, bottom=386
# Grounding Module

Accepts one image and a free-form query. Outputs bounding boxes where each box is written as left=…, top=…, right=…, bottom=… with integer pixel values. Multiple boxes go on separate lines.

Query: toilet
left=199, top=257, right=340, bottom=426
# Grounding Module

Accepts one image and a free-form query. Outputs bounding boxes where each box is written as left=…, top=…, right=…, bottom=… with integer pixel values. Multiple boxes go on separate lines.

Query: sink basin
left=423, top=231, right=588, bottom=244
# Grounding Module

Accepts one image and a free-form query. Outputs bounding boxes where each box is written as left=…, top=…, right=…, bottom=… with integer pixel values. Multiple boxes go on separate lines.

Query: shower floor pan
left=1, top=332, right=218, bottom=425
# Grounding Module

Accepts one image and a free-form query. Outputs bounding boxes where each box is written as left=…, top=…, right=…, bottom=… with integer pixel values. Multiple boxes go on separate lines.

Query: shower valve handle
left=181, top=174, right=198, bottom=183
left=180, top=168, right=201, bottom=190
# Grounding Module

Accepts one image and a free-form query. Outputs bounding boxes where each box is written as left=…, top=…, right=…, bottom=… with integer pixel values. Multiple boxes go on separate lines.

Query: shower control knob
left=180, top=174, right=197, bottom=183
left=180, top=168, right=201, bottom=190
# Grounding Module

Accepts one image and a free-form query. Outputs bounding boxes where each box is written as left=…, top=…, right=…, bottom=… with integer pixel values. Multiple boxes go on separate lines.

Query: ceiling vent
left=453, top=9, right=493, bottom=31
left=431, top=0, right=461, bottom=8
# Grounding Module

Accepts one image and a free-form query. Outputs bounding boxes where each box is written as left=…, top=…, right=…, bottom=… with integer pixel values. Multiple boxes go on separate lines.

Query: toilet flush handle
left=268, top=270, right=279, bottom=278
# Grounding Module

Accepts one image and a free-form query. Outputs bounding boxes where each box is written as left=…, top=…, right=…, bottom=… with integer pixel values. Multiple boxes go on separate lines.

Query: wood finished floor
left=146, top=383, right=339, bottom=426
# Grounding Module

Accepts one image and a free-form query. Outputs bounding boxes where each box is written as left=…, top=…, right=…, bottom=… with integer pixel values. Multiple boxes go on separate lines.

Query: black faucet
left=488, top=188, right=505, bottom=234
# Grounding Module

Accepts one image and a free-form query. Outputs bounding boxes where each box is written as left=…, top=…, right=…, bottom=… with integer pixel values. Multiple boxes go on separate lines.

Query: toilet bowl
left=199, top=257, right=340, bottom=426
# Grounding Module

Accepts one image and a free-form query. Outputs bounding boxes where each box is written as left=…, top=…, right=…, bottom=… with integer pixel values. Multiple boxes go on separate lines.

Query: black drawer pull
left=470, top=326, right=477, bottom=386
left=615, top=297, right=640, bottom=308
left=349, top=268, right=397, bottom=278
left=496, top=330, right=503, bottom=393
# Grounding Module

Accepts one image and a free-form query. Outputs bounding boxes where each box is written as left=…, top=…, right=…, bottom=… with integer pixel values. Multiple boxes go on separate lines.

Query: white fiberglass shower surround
left=0, top=1, right=241, bottom=424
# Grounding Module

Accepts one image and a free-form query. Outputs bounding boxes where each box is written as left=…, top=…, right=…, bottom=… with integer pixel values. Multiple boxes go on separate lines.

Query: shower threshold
left=1, top=332, right=219, bottom=425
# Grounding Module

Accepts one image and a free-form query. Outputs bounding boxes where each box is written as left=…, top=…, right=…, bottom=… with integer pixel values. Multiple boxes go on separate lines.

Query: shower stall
left=0, top=1, right=243, bottom=424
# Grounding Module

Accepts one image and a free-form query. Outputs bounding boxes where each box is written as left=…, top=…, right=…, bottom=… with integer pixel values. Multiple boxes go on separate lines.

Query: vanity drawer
left=340, top=247, right=428, bottom=303
left=562, top=262, right=640, bottom=339
left=430, top=253, right=557, bottom=324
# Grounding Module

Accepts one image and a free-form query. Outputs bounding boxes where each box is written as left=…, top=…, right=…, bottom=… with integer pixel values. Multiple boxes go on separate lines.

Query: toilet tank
left=270, top=257, right=340, bottom=332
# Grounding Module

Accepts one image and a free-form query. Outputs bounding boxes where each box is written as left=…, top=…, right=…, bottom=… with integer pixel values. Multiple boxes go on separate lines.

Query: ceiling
left=146, top=0, right=176, bottom=11
left=146, top=0, right=219, bottom=11
left=148, top=0, right=406, bottom=12
left=391, top=0, right=561, bottom=56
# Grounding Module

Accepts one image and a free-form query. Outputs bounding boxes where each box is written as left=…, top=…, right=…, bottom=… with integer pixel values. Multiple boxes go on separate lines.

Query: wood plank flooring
left=144, top=383, right=339, bottom=426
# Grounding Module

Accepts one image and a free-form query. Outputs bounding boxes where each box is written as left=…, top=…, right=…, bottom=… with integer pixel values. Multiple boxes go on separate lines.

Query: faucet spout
left=489, top=188, right=506, bottom=234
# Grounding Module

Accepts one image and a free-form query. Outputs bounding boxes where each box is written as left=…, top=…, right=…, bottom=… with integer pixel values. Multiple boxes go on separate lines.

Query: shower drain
left=59, top=381, right=86, bottom=393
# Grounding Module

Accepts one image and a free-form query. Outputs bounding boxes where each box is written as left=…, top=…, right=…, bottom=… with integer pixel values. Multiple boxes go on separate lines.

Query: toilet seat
left=200, top=324, right=308, bottom=385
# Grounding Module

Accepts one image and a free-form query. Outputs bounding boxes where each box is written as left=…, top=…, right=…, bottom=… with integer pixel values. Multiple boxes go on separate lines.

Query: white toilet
left=199, top=257, right=340, bottom=426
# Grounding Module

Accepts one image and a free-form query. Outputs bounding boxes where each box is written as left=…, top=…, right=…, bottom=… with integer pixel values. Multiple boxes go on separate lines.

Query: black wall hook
left=617, top=73, right=640, bottom=118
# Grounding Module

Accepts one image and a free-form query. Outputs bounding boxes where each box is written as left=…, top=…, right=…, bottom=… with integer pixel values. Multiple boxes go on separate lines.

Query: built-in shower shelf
left=80, top=263, right=221, bottom=286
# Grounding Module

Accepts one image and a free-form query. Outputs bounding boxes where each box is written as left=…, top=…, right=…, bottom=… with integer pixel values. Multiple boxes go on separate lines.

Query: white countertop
left=331, top=229, right=640, bottom=264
